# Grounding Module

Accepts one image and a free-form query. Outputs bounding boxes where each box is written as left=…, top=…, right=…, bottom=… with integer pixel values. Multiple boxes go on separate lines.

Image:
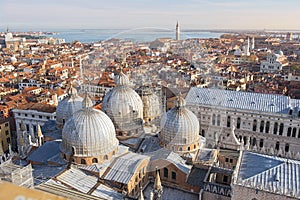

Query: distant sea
left=39, top=28, right=225, bottom=43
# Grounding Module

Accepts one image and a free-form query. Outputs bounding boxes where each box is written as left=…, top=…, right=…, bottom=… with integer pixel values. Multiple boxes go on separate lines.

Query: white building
left=260, top=51, right=288, bottom=73
left=13, top=103, right=56, bottom=139
left=185, top=87, right=300, bottom=160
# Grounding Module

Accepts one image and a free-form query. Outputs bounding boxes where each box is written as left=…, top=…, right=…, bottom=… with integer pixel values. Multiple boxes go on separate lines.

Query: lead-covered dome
left=159, top=97, right=200, bottom=153
left=61, top=95, right=118, bottom=165
left=56, top=86, right=83, bottom=129
left=102, top=71, right=143, bottom=137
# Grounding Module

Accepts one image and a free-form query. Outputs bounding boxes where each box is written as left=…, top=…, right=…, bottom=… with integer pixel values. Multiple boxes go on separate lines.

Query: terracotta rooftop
left=16, top=102, right=56, bottom=113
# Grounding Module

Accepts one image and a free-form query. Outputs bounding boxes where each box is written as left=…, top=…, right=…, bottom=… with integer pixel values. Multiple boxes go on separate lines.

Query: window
left=227, top=116, right=231, bottom=127
left=225, top=157, right=229, bottom=162
left=217, top=114, right=221, bottom=126
left=285, top=144, right=289, bottom=152
left=163, top=168, right=168, bottom=178
left=223, top=175, right=228, bottom=183
left=292, top=128, right=297, bottom=137
left=259, top=139, right=264, bottom=148
left=265, top=121, right=270, bottom=133
left=212, top=114, right=216, bottom=125
left=201, top=130, right=205, bottom=137
left=260, top=121, right=264, bottom=133
left=287, top=127, right=292, bottom=137
left=252, top=138, right=256, bottom=146
left=5, top=130, right=9, bottom=135
left=279, top=123, right=284, bottom=135
left=229, top=159, right=233, bottom=163
left=25, top=114, right=28, bottom=117
left=39, top=115, right=42, bottom=119
left=104, top=155, right=108, bottom=160
left=253, top=119, right=257, bottom=131
left=273, top=122, right=278, bottom=134
left=237, top=117, right=241, bottom=129
left=92, top=158, right=98, bottom=163
left=275, top=142, right=280, bottom=151
left=5, top=122, right=9, bottom=127
left=81, top=159, right=86, bottom=164
left=32, top=115, right=35, bottom=118
left=7, top=137, right=11, bottom=143
left=171, top=172, right=176, bottom=180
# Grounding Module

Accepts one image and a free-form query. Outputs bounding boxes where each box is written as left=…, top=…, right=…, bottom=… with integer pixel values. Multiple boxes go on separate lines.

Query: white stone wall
left=187, top=105, right=300, bottom=159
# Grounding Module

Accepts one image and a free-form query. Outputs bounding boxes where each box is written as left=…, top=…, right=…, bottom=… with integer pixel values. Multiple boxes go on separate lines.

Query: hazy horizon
left=1, top=0, right=300, bottom=30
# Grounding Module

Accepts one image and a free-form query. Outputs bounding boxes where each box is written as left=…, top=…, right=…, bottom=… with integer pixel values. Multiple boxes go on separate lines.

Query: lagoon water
left=43, top=28, right=224, bottom=43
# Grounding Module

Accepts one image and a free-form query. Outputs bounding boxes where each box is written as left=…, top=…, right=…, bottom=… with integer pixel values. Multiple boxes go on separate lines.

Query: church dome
left=159, top=97, right=200, bottom=153
left=56, top=86, right=83, bottom=129
left=102, top=71, right=143, bottom=136
left=61, top=95, right=118, bottom=165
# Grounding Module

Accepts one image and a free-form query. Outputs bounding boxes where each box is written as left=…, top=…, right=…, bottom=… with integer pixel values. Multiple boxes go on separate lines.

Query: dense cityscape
left=1, top=1, right=300, bottom=199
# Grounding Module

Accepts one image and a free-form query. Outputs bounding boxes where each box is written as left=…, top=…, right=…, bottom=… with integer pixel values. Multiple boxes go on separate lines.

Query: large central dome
left=61, top=95, right=119, bottom=165
left=159, top=97, right=200, bottom=154
left=102, top=71, right=143, bottom=137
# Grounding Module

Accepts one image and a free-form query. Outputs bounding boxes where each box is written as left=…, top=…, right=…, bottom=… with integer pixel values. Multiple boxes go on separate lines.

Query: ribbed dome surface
left=102, top=72, right=143, bottom=132
left=160, top=98, right=199, bottom=146
left=61, top=108, right=118, bottom=157
left=56, top=87, right=83, bottom=127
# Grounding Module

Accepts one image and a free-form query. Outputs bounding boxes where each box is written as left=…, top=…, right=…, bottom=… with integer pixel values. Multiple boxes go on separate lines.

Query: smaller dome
left=159, top=96, right=200, bottom=152
left=56, top=86, right=83, bottom=128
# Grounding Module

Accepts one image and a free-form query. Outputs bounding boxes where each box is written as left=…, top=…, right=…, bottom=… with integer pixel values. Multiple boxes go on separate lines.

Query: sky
left=1, top=0, right=300, bottom=30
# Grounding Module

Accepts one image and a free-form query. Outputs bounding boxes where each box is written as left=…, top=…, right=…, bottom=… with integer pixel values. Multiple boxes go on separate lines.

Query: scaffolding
left=0, top=159, right=34, bottom=188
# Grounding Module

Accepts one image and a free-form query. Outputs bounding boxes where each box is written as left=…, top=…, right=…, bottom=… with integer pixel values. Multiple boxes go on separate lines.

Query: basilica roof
left=160, top=97, right=200, bottom=146
left=61, top=95, right=118, bottom=157
left=102, top=71, right=143, bottom=129
left=56, top=86, right=83, bottom=126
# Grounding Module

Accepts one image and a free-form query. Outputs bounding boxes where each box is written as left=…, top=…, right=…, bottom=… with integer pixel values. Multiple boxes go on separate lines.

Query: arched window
left=217, top=115, right=221, bottom=126
left=63, top=154, right=66, bottom=160
left=279, top=123, right=284, bottom=135
left=275, top=142, right=280, bottom=151
left=292, top=128, right=297, bottom=137
left=201, top=129, right=205, bottom=137
left=172, top=172, right=177, bottom=180
left=253, top=119, right=257, bottom=131
left=287, top=127, right=292, bottom=137
left=227, top=116, right=231, bottom=127
left=273, top=122, right=278, bottom=134
left=259, top=139, right=264, bottom=148
left=163, top=168, right=168, bottom=178
left=260, top=120, right=264, bottom=133
left=81, top=159, right=86, bottom=164
left=187, top=147, right=190, bottom=151
left=237, top=117, right=241, bottom=129
left=194, top=144, right=196, bottom=149
left=285, top=143, right=289, bottom=153
left=92, top=158, right=98, bottom=163
left=265, top=121, right=270, bottom=133
left=212, top=114, right=216, bottom=125
left=252, top=138, right=257, bottom=146
left=243, top=136, right=247, bottom=145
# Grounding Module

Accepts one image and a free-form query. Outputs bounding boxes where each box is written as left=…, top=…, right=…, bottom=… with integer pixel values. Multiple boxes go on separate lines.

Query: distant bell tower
left=176, top=21, right=180, bottom=41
